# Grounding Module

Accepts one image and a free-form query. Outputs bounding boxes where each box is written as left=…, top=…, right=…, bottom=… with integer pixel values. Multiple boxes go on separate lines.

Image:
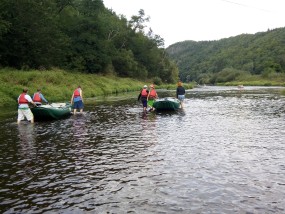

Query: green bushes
left=153, top=77, right=163, bottom=86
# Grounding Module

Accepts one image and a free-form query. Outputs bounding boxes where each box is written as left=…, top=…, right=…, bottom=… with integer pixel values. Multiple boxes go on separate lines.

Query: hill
left=166, top=27, right=285, bottom=85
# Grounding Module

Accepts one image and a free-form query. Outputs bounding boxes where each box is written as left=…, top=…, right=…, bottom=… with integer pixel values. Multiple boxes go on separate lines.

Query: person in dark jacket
left=176, top=81, right=186, bottom=108
left=138, top=85, right=149, bottom=112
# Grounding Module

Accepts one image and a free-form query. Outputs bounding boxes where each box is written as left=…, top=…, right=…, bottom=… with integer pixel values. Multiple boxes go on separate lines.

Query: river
left=1, top=86, right=285, bottom=213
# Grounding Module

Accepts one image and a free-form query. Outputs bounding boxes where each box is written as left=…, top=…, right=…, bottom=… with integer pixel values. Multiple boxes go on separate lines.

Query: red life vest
left=149, top=89, right=157, bottom=98
left=18, top=93, right=29, bottom=104
left=33, top=92, right=41, bottom=102
left=141, top=89, right=148, bottom=97
left=73, top=88, right=81, bottom=97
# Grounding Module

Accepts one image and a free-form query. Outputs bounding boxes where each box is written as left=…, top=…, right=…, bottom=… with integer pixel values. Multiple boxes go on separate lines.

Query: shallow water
left=1, top=86, right=285, bottom=213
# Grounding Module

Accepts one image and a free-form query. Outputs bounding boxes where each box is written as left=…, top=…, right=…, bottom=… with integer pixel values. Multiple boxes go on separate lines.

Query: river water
left=1, top=86, right=285, bottom=214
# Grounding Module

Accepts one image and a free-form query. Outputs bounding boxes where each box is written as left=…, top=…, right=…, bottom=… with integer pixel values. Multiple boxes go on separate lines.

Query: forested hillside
left=0, top=0, right=178, bottom=83
left=166, top=28, right=285, bottom=84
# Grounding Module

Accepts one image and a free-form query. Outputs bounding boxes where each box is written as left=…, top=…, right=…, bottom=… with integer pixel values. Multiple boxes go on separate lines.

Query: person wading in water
left=71, top=86, right=84, bottom=115
left=138, top=85, right=149, bottom=112
left=33, top=88, right=48, bottom=106
left=176, top=81, right=186, bottom=108
left=147, top=84, right=158, bottom=111
left=17, top=88, right=36, bottom=124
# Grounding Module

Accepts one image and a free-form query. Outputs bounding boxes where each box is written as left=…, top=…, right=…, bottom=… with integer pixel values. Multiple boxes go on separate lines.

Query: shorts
left=178, top=95, right=185, bottom=101
left=142, top=99, right=147, bottom=108
left=147, top=99, right=155, bottom=107
left=18, top=108, right=34, bottom=121
left=74, top=100, right=84, bottom=109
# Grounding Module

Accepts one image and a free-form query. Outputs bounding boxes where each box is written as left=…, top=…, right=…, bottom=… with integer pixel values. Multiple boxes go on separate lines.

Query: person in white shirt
left=17, top=88, right=36, bottom=124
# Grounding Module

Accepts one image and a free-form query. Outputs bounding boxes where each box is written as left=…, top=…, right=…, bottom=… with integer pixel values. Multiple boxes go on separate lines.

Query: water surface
left=1, top=86, right=285, bottom=213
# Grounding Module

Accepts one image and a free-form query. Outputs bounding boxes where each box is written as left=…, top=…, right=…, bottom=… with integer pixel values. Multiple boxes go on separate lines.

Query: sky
left=103, top=0, right=285, bottom=47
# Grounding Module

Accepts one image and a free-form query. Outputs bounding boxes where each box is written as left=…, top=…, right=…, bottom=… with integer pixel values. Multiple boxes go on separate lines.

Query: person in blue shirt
left=33, top=88, right=48, bottom=106
left=71, top=86, right=84, bottom=114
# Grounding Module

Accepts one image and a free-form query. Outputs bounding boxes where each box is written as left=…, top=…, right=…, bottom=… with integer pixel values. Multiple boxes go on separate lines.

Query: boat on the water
left=31, top=102, right=72, bottom=120
left=153, top=97, right=180, bottom=111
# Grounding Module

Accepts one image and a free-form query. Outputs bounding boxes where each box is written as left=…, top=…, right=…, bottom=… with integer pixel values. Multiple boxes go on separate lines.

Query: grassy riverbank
left=1, top=68, right=283, bottom=107
left=216, top=72, right=285, bottom=87
left=217, top=74, right=285, bottom=95
left=0, top=68, right=148, bottom=107
left=0, top=68, right=195, bottom=107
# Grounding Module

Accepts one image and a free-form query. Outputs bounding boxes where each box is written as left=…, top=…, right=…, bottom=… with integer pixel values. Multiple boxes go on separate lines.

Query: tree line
left=0, top=0, right=178, bottom=84
left=166, top=27, right=285, bottom=84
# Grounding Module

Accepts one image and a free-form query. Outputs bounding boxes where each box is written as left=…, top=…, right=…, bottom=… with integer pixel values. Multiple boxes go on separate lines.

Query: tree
left=129, top=9, right=149, bottom=33
left=0, top=0, right=179, bottom=83
left=0, top=0, right=68, bottom=69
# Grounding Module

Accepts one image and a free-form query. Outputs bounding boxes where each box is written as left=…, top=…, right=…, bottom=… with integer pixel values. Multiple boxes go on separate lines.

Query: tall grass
left=0, top=68, right=147, bottom=107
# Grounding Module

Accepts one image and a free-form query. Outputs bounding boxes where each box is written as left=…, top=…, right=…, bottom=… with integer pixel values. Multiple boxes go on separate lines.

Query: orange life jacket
left=18, top=93, right=29, bottom=104
left=149, top=89, right=157, bottom=99
left=73, top=88, right=81, bottom=97
left=141, top=89, right=148, bottom=97
left=33, top=92, right=41, bottom=102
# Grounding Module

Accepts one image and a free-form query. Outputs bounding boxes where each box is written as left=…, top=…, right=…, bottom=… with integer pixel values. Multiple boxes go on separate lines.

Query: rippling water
left=1, top=86, right=285, bottom=213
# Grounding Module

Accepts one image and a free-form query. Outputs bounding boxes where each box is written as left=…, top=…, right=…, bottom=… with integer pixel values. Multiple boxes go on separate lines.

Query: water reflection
left=71, top=114, right=89, bottom=143
left=17, top=123, right=36, bottom=159
left=0, top=86, right=285, bottom=213
left=18, top=122, right=35, bottom=141
left=140, top=112, right=157, bottom=140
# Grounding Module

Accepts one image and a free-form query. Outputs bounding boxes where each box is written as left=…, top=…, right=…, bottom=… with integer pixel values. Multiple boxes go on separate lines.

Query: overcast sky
left=103, top=0, right=285, bottom=47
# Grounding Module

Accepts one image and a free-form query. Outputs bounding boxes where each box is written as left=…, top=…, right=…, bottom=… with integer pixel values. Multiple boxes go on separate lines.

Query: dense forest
left=166, top=28, right=285, bottom=84
left=0, top=0, right=178, bottom=84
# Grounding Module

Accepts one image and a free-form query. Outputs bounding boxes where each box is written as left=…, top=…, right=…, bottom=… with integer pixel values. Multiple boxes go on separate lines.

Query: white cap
left=143, top=85, right=147, bottom=88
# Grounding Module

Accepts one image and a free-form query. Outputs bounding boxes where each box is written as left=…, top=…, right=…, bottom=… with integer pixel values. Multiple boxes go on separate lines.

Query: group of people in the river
left=137, top=84, right=158, bottom=112
left=17, top=86, right=84, bottom=124
left=138, top=81, right=186, bottom=112
left=17, top=81, right=186, bottom=123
